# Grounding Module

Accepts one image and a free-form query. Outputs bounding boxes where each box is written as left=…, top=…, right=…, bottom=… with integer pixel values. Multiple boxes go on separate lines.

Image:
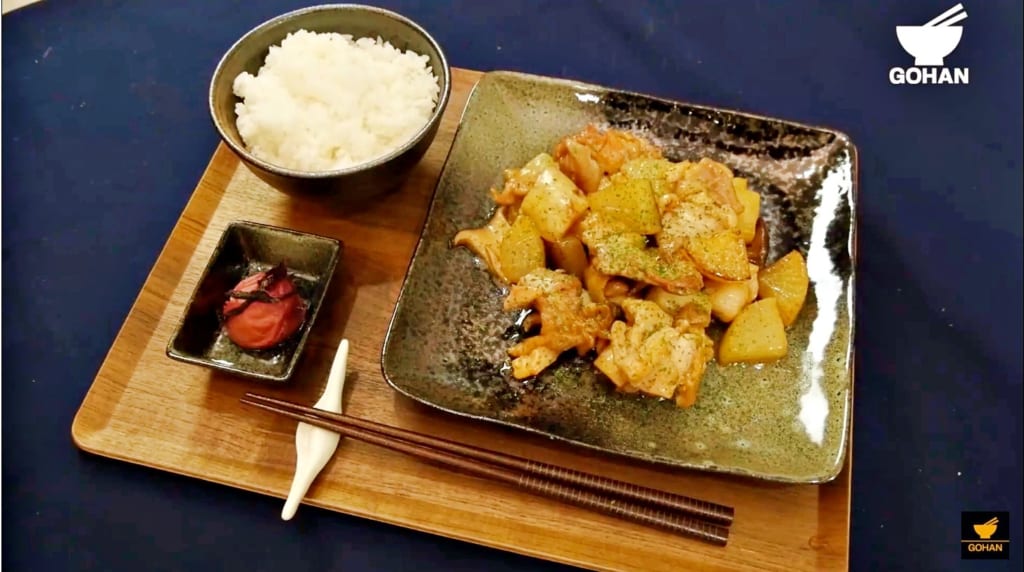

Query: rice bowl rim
left=209, top=4, right=452, bottom=178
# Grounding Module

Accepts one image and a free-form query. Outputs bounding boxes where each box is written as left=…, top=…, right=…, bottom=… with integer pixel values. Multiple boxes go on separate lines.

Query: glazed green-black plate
left=166, top=221, right=341, bottom=382
left=381, top=71, right=857, bottom=484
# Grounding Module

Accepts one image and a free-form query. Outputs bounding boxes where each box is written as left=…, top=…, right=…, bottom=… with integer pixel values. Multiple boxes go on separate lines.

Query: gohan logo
left=890, top=3, right=970, bottom=85
left=961, top=511, right=1010, bottom=560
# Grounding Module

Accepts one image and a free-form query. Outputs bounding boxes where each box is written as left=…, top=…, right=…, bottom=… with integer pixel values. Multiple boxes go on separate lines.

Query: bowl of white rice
left=209, top=4, right=451, bottom=201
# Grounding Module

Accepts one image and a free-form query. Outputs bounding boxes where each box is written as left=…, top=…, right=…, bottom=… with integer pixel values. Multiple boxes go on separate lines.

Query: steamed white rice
left=232, top=30, right=440, bottom=172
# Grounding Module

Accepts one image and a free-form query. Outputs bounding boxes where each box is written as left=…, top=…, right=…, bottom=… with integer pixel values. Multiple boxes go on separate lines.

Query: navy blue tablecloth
left=3, top=1, right=1021, bottom=570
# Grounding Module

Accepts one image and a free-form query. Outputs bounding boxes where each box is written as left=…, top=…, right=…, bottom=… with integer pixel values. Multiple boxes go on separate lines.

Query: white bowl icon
left=896, top=25, right=963, bottom=66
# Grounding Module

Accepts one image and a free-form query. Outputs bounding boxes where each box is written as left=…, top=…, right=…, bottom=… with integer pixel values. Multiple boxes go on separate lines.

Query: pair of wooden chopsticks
left=241, top=392, right=734, bottom=546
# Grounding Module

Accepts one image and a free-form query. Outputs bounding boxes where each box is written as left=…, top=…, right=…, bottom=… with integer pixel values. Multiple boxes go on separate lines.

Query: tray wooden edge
left=68, top=64, right=854, bottom=569
left=70, top=143, right=236, bottom=451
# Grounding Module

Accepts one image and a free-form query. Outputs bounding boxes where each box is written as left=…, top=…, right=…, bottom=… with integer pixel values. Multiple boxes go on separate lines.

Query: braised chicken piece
left=503, top=268, right=614, bottom=379
left=668, top=158, right=744, bottom=212
left=656, top=159, right=752, bottom=281
left=594, top=299, right=714, bottom=408
left=656, top=192, right=737, bottom=258
left=452, top=209, right=512, bottom=283
left=553, top=125, right=663, bottom=194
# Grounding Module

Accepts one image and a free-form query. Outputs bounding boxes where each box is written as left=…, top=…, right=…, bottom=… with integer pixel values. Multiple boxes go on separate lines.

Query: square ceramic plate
left=166, top=220, right=341, bottom=382
left=381, top=71, right=857, bottom=483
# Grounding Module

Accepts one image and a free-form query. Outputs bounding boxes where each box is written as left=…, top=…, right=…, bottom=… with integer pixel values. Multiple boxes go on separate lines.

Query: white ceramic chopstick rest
left=281, top=338, right=349, bottom=521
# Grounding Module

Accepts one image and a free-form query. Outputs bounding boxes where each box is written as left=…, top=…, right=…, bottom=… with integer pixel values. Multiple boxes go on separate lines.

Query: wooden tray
left=72, top=67, right=852, bottom=572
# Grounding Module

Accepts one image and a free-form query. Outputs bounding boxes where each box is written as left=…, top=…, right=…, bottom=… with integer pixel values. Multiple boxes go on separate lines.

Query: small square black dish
left=166, top=221, right=341, bottom=382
